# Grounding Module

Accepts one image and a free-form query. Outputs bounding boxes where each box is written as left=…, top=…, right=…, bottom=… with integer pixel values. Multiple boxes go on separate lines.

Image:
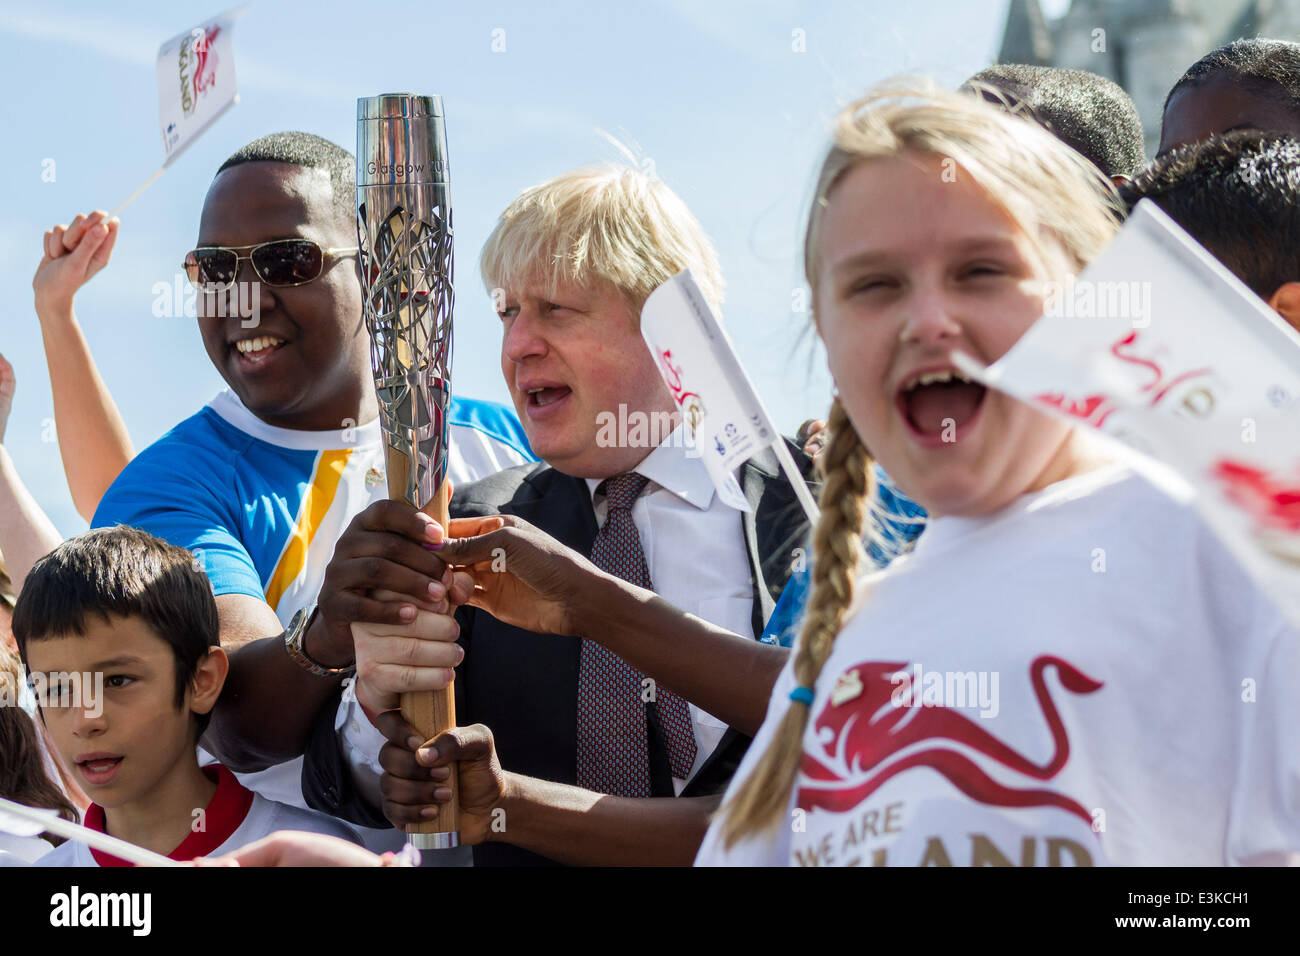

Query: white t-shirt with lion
left=698, top=464, right=1300, bottom=866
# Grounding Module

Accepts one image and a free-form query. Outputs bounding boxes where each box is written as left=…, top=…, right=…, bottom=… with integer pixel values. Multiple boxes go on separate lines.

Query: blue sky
left=0, top=0, right=1017, bottom=536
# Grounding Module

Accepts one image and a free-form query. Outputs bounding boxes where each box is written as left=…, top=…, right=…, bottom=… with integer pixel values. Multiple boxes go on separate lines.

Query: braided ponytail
left=720, top=398, right=872, bottom=846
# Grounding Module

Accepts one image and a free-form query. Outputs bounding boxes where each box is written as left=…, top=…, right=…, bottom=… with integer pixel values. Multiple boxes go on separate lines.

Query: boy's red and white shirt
left=35, top=765, right=358, bottom=866
left=697, top=463, right=1300, bottom=867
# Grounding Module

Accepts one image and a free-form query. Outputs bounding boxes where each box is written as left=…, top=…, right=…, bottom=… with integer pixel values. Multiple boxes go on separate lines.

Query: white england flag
left=953, top=199, right=1300, bottom=626
left=641, top=270, right=818, bottom=519
left=156, top=7, right=244, bottom=165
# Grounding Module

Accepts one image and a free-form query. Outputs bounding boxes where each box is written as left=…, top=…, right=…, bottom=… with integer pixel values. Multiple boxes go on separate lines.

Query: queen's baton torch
left=356, top=93, right=458, bottom=849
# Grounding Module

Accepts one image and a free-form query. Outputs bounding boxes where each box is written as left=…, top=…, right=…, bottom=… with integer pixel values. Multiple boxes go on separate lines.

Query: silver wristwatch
left=283, top=605, right=356, bottom=678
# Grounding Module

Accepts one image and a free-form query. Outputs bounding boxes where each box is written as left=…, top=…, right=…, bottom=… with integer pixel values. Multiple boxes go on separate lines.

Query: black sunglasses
left=183, top=239, right=359, bottom=291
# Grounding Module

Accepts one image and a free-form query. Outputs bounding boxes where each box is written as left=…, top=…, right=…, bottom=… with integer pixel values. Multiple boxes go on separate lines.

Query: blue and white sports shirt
left=93, top=388, right=534, bottom=627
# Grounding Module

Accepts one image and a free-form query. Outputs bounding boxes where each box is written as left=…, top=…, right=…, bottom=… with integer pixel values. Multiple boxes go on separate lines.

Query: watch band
left=283, top=605, right=356, bottom=678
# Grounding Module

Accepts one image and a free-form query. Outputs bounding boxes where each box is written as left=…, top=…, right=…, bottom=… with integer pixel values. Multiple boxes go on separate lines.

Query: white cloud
left=0, top=9, right=157, bottom=66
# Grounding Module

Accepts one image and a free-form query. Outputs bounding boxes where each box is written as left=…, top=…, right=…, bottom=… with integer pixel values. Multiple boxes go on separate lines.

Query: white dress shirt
left=584, top=424, right=755, bottom=795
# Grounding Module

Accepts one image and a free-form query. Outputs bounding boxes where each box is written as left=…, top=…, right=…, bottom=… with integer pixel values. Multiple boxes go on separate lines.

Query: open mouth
left=231, top=335, right=288, bottom=367
left=76, top=754, right=124, bottom=785
left=525, top=385, right=572, bottom=409
left=896, top=368, right=988, bottom=440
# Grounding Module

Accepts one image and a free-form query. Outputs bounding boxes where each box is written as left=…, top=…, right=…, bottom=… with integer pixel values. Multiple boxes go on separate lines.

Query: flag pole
left=110, top=166, right=166, bottom=218
left=111, top=92, right=240, bottom=218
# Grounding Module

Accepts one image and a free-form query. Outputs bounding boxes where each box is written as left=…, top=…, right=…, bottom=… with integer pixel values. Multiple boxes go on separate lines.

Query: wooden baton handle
left=388, top=448, right=459, bottom=848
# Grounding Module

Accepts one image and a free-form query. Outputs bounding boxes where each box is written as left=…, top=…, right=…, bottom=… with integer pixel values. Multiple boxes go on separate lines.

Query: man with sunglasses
left=91, top=132, right=532, bottom=849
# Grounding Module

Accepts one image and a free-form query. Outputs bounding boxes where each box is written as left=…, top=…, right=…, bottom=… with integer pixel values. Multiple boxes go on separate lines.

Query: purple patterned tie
left=576, top=472, right=699, bottom=796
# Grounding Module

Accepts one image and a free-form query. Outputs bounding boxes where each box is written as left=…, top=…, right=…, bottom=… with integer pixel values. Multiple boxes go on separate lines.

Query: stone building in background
left=999, top=0, right=1300, bottom=156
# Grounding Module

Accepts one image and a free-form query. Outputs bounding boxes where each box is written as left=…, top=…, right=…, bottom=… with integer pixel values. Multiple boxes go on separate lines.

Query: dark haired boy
left=1120, top=129, right=1300, bottom=330
left=15, top=526, right=358, bottom=865
left=964, top=63, right=1146, bottom=181
left=85, top=132, right=525, bottom=838
left=1161, top=38, right=1300, bottom=154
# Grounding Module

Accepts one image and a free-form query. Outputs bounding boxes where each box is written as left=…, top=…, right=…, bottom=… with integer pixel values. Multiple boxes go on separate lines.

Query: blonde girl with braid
left=696, top=82, right=1300, bottom=866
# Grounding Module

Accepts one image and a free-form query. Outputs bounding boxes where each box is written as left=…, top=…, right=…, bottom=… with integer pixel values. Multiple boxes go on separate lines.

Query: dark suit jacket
left=303, top=440, right=816, bottom=865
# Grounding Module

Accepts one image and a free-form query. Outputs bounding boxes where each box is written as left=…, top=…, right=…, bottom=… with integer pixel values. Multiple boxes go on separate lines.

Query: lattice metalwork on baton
left=356, top=92, right=458, bottom=849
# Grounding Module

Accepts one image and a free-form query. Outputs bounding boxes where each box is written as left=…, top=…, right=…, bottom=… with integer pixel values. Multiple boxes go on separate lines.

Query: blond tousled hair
left=720, top=80, right=1123, bottom=847
left=479, top=165, right=725, bottom=313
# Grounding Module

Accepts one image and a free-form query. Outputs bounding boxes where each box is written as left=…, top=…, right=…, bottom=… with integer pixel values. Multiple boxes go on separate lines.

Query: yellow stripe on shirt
left=264, top=449, right=352, bottom=612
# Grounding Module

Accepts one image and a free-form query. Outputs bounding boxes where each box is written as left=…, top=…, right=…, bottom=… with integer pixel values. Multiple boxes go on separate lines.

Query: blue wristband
left=789, top=686, right=814, bottom=706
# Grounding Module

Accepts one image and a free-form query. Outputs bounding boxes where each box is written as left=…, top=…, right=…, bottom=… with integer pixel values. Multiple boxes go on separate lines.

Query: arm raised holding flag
left=28, top=211, right=134, bottom=526
left=18, top=9, right=244, bottom=534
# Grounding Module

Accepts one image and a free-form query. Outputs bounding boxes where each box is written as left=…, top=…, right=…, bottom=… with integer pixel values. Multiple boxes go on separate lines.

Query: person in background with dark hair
left=0, top=641, right=79, bottom=865
left=86, top=132, right=525, bottom=848
left=1160, top=37, right=1300, bottom=154
left=963, top=63, right=1147, bottom=181
left=0, top=550, right=89, bottom=824
left=1121, top=130, right=1300, bottom=330
left=14, top=526, right=358, bottom=866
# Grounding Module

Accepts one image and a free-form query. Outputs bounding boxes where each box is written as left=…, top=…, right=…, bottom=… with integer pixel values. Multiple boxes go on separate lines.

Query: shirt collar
left=85, top=764, right=254, bottom=866
left=584, top=423, right=717, bottom=511
left=207, top=389, right=382, bottom=451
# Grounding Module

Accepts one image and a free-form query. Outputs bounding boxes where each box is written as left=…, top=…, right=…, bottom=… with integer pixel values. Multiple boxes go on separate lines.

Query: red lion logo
left=192, top=26, right=221, bottom=101
left=797, top=656, right=1103, bottom=824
